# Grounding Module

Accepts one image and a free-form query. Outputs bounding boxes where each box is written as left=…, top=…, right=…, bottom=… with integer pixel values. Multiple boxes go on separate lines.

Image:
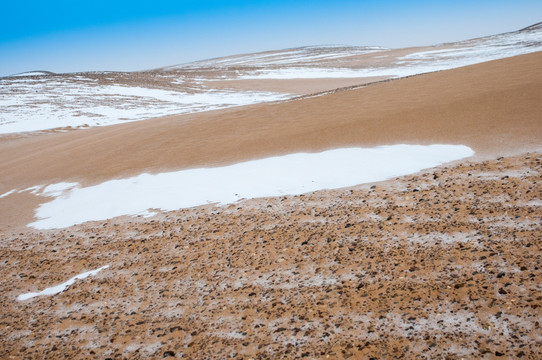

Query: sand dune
left=0, top=52, right=541, bottom=231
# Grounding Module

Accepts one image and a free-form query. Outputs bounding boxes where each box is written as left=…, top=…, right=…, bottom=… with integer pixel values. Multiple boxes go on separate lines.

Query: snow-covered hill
left=1, top=23, right=541, bottom=135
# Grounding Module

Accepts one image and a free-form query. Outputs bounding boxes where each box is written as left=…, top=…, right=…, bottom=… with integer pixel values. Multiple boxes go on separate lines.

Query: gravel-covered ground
left=2, top=152, right=540, bottom=359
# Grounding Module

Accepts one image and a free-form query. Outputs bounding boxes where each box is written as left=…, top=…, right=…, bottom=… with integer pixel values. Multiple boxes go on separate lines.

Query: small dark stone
left=163, top=350, right=175, bottom=357
left=357, top=282, right=364, bottom=289
left=498, top=288, right=507, bottom=295
left=495, top=351, right=504, bottom=356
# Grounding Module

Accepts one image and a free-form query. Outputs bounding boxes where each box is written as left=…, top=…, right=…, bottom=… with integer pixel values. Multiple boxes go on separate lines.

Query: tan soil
left=204, top=77, right=390, bottom=95
left=1, top=152, right=540, bottom=359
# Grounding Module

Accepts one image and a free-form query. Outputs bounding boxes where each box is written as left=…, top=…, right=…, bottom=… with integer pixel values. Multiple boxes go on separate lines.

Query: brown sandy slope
left=1, top=52, right=542, bottom=230
left=1, top=51, right=541, bottom=188
left=205, top=77, right=390, bottom=95
left=1, top=153, right=540, bottom=359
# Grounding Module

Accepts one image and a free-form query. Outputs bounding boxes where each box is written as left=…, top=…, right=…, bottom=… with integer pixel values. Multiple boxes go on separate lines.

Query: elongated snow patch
left=28, top=145, right=473, bottom=229
left=17, top=265, right=109, bottom=301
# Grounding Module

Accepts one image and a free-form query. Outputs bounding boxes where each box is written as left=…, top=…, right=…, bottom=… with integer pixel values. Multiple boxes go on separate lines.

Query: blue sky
left=1, top=0, right=541, bottom=76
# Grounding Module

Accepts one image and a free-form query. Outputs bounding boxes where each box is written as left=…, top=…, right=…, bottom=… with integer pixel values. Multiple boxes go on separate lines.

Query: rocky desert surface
left=1, top=152, right=541, bottom=359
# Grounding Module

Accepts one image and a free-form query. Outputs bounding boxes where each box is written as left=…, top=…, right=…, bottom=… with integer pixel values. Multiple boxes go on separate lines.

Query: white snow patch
left=28, top=144, right=473, bottom=229
left=175, top=46, right=386, bottom=68
left=0, top=82, right=289, bottom=134
left=9, top=71, right=52, bottom=77
left=0, top=189, right=16, bottom=198
left=240, top=67, right=399, bottom=79
left=407, top=231, right=483, bottom=245
left=18, top=185, right=44, bottom=195
left=213, top=331, right=247, bottom=339
left=39, top=182, right=79, bottom=197
left=240, top=29, right=542, bottom=80
left=17, top=265, right=109, bottom=301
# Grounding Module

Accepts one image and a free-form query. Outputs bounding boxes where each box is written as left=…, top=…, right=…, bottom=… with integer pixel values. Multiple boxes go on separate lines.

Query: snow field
left=0, top=81, right=288, bottom=134
left=26, top=145, right=474, bottom=229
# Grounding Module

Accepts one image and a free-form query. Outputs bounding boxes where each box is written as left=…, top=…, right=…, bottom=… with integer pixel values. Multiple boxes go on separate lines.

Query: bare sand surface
left=0, top=50, right=541, bottom=359
left=203, top=77, right=390, bottom=95
left=1, top=153, right=540, bottom=359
